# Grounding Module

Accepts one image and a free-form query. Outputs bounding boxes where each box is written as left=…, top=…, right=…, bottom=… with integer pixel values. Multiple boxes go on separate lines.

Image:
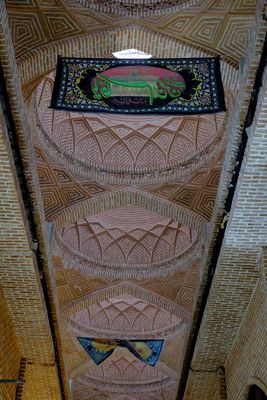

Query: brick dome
left=67, top=294, right=183, bottom=338
left=58, top=205, right=199, bottom=277
left=34, top=72, right=228, bottom=184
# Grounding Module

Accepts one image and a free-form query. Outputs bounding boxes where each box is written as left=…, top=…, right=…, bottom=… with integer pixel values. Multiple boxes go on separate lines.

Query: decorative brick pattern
left=0, top=2, right=68, bottom=399
left=59, top=280, right=192, bottom=322
left=57, top=205, right=199, bottom=278
left=50, top=187, right=208, bottom=234
left=67, top=294, right=183, bottom=338
left=34, top=71, right=230, bottom=184
left=17, top=25, right=239, bottom=92
left=224, top=236, right=267, bottom=398
left=6, top=0, right=257, bottom=64
left=0, top=0, right=266, bottom=399
left=72, top=0, right=198, bottom=17
left=184, top=8, right=267, bottom=397
left=0, top=290, right=21, bottom=400
left=73, top=350, right=176, bottom=391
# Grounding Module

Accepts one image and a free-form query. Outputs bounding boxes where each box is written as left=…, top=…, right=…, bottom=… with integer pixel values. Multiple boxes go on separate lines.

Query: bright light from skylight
left=113, top=49, right=152, bottom=59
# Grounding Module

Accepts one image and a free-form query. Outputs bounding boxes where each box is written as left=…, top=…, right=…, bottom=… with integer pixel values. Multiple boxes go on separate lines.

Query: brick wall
left=0, top=290, right=21, bottom=400
left=0, top=1, right=70, bottom=398
left=225, top=248, right=267, bottom=400
left=183, top=4, right=267, bottom=398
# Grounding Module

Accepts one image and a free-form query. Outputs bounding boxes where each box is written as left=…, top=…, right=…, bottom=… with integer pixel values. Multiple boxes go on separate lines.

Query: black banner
left=51, top=56, right=226, bottom=114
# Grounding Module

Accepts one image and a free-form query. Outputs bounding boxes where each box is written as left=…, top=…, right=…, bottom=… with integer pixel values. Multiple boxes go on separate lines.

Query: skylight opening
left=113, top=49, right=152, bottom=59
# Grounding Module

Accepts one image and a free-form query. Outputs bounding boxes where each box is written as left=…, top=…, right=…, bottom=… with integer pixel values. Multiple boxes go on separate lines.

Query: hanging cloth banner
left=50, top=56, right=226, bottom=114
left=77, top=337, right=164, bottom=366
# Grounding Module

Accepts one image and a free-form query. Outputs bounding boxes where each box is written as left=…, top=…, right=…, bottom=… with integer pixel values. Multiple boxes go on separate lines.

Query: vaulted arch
left=54, top=204, right=201, bottom=279
left=71, top=355, right=177, bottom=393
left=66, top=293, right=185, bottom=339
left=32, top=71, right=231, bottom=185
left=18, top=25, right=238, bottom=95
left=61, top=282, right=190, bottom=323
left=51, top=187, right=208, bottom=234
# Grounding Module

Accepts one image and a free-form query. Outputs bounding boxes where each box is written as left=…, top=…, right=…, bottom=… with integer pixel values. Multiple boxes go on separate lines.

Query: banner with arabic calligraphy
left=77, top=337, right=164, bottom=366
left=51, top=56, right=226, bottom=114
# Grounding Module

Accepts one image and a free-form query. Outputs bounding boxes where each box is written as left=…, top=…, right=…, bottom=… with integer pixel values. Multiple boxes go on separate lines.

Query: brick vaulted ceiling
left=4, top=1, right=259, bottom=400
left=6, top=0, right=256, bottom=63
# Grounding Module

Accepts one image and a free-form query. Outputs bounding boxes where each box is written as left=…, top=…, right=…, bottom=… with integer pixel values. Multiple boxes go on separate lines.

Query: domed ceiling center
left=67, top=294, right=183, bottom=338
left=58, top=205, right=198, bottom=272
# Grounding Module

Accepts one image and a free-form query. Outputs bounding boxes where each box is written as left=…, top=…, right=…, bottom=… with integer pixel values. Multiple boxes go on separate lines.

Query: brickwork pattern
left=0, top=106, right=54, bottom=362
left=57, top=205, right=199, bottom=278
left=0, top=1, right=68, bottom=399
left=34, top=71, right=229, bottom=184
left=21, top=364, right=62, bottom=400
left=67, top=294, right=183, bottom=338
left=17, top=24, right=239, bottom=94
left=55, top=252, right=201, bottom=318
left=6, top=0, right=257, bottom=64
left=225, top=248, right=267, bottom=400
left=0, top=0, right=266, bottom=399
left=0, top=290, right=21, bottom=400
left=184, top=6, right=267, bottom=398
left=34, top=138, right=225, bottom=222
left=50, top=187, right=208, bottom=234
left=73, top=0, right=197, bottom=17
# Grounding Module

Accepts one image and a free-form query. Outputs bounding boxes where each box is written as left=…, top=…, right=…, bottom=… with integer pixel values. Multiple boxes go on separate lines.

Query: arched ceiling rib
left=59, top=278, right=194, bottom=322
left=35, top=139, right=225, bottom=225
left=72, top=387, right=177, bottom=400
left=49, top=187, right=208, bottom=233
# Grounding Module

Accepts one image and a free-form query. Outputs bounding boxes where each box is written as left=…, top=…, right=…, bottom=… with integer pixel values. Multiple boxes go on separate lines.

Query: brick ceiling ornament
left=59, top=280, right=192, bottom=324
left=66, top=294, right=184, bottom=338
left=7, top=2, right=256, bottom=65
left=33, top=72, right=229, bottom=184
left=2, top=1, right=266, bottom=400
left=69, top=346, right=179, bottom=400
left=71, top=386, right=177, bottom=400
left=56, top=205, right=200, bottom=278
left=72, top=0, right=199, bottom=17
